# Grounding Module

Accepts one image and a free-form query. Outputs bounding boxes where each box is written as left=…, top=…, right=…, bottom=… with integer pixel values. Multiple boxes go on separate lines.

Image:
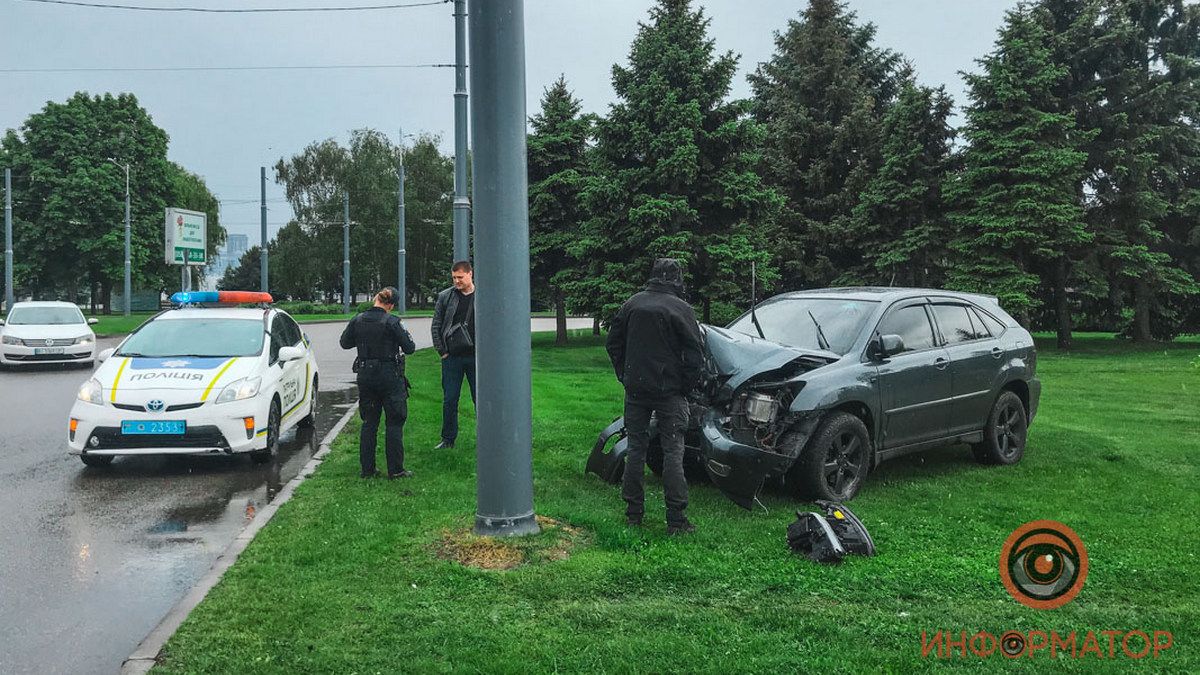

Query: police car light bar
left=170, top=291, right=274, bottom=305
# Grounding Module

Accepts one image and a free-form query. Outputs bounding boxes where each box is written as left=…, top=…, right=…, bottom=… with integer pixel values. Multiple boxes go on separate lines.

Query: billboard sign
left=165, top=207, right=207, bottom=266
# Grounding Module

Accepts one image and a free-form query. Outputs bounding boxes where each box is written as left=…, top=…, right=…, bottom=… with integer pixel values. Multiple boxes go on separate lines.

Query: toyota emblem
left=146, top=399, right=165, bottom=413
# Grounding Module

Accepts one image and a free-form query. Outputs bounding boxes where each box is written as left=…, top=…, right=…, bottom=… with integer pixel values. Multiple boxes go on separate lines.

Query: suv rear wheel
left=789, top=411, right=871, bottom=501
left=972, top=390, right=1027, bottom=465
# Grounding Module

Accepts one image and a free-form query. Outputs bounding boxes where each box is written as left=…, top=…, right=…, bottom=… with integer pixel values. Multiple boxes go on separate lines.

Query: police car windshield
left=117, top=319, right=264, bottom=358
left=7, top=307, right=85, bottom=325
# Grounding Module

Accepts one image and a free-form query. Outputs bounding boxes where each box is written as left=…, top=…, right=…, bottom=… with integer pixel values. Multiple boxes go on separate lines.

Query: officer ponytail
left=375, top=287, right=399, bottom=307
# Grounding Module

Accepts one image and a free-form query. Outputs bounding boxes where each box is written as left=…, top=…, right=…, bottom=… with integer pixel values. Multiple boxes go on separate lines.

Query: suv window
left=971, top=306, right=1006, bottom=337
left=878, top=304, right=935, bottom=352
left=932, top=304, right=981, bottom=344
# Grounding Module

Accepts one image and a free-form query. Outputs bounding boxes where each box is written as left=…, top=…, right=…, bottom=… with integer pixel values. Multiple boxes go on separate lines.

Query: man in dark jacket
left=340, top=287, right=417, bottom=478
left=606, top=258, right=704, bottom=534
left=430, top=260, right=476, bottom=449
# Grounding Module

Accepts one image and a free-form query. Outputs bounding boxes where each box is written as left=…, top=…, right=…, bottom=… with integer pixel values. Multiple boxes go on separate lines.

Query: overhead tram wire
left=16, top=0, right=448, bottom=13
left=0, top=63, right=455, bottom=74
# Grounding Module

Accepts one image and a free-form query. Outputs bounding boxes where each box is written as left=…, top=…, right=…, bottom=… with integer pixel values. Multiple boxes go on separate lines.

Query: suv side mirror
left=870, top=334, right=905, bottom=360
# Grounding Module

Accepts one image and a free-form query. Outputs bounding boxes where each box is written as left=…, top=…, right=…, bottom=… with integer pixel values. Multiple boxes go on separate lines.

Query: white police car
left=67, top=292, right=319, bottom=467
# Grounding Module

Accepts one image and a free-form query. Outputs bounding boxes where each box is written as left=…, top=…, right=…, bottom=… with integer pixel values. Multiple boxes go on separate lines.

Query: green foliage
left=0, top=92, right=183, bottom=308
left=1090, top=0, right=1200, bottom=341
left=528, top=76, right=592, bottom=337
left=218, top=245, right=267, bottom=293
left=577, top=0, right=782, bottom=324
left=274, top=131, right=453, bottom=305
left=750, top=0, right=902, bottom=288
left=947, top=5, right=1092, bottom=319
left=851, top=79, right=956, bottom=287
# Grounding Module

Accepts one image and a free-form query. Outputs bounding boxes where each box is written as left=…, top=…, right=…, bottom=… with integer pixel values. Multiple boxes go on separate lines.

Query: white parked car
left=67, top=293, right=319, bottom=467
left=0, top=301, right=98, bottom=368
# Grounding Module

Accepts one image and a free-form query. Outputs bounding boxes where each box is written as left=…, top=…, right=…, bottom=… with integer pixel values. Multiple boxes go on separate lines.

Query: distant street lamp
left=398, top=128, right=415, bottom=313
left=107, top=158, right=131, bottom=317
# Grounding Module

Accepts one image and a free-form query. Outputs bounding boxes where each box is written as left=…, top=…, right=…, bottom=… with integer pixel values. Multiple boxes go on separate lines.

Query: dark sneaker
left=626, top=514, right=643, bottom=527
left=388, top=470, right=414, bottom=480
left=666, top=519, right=696, bottom=535
left=434, top=441, right=455, bottom=450
left=360, top=470, right=379, bottom=479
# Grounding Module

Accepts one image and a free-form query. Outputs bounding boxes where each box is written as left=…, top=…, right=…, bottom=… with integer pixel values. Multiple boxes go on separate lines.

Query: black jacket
left=606, top=261, right=704, bottom=401
left=339, top=307, right=416, bottom=360
left=431, top=286, right=475, bottom=356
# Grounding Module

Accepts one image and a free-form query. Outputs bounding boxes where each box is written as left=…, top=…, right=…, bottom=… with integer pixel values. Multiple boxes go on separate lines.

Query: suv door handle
left=935, top=356, right=949, bottom=371
left=991, top=347, right=1003, bottom=359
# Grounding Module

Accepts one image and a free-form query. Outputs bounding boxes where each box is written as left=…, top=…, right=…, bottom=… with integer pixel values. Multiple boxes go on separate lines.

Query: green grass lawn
left=155, top=332, right=1199, bottom=673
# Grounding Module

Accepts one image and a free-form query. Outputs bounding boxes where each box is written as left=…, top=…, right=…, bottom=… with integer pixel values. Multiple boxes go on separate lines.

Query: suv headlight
left=216, top=376, right=262, bottom=404
left=1, top=335, right=21, bottom=345
left=77, top=378, right=103, bottom=405
left=75, top=335, right=94, bottom=345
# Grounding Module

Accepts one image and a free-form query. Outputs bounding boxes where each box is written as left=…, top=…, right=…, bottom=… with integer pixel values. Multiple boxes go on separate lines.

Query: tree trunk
left=101, top=281, right=112, bottom=315
left=554, top=289, right=568, bottom=346
left=1133, top=279, right=1153, bottom=343
left=593, top=316, right=600, bottom=336
left=1054, top=257, right=1072, bottom=350
left=702, top=297, right=711, bottom=324
left=89, top=280, right=97, bottom=314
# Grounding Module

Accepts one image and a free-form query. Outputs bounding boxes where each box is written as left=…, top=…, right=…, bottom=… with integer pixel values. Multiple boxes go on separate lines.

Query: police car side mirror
left=278, top=346, right=305, bottom=363
left=98, top=348, right=115, bottom=363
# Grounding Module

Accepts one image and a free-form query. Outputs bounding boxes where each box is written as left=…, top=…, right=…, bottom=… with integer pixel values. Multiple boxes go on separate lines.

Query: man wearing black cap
left=340, top=287, right=417, bottom=479
left=605, top=258, right=704, bottom=534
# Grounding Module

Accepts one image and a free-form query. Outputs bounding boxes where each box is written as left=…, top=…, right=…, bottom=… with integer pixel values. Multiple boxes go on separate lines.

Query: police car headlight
left=216, top=376, right=262, bottom=404
left=75, top=335, right=94, bottom=345
left=77, top=378, right=104, bottom=405
left=1, top=335, right=21, bottom=345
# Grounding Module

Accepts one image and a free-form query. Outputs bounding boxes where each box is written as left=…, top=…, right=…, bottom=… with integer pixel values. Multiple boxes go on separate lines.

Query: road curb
left=119, top=399, right=360, bottom=675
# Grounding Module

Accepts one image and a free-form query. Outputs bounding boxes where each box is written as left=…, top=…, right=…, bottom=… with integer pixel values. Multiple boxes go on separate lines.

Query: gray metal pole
left=453, top=0, right=471, bottom=261
left=4, top=168, right=12, bottom=312
left=343, top=191, right=351, bottom=314
left=123, top=166, right=131, bottom=316
left=260, top=167, right=268, bottom=293
left=469, top=0, right=538, bottom=537
left=398, top=132, right=407, bottom=313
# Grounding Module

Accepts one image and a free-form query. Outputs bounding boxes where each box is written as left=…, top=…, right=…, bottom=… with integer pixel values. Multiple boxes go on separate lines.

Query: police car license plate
left=34, top=347, right=65, bottom=355
left=121, top=420, right=186, bottom=435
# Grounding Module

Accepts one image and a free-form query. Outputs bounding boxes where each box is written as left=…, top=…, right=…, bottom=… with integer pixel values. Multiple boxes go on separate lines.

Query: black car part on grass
left=786, top=500, right=876, bottom=563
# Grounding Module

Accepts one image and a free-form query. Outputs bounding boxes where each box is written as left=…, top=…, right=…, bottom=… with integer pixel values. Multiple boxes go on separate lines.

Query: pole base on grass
left=474, top=511, right=540, bottom=537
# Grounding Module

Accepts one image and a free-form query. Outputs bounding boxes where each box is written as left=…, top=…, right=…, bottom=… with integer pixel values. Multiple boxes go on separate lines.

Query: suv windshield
left=728, top=298, right=878, bottom=355
left=117, top=318, right=264, bottom=358
left=7, top=306, right=85, bottom=325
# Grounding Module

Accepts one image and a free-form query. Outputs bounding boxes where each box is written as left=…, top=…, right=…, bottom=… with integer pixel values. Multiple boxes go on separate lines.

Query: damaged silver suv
left=587, top=287, right=1041, bottom=508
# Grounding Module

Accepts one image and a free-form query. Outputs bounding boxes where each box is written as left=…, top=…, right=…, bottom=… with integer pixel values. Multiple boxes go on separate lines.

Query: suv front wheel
left=789, top=411, right=871, bottom=501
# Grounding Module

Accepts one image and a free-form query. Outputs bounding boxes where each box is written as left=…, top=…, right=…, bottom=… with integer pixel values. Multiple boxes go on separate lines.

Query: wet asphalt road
left=0, top=317, right=586, bottom=674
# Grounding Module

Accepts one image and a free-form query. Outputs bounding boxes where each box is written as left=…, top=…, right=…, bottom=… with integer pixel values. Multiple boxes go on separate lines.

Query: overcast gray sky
left=1, top=0, right=1018, bottom=248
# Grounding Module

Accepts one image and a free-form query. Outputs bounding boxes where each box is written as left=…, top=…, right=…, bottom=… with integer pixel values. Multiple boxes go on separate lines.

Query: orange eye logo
left=999, top=520, right=1088, bottom=610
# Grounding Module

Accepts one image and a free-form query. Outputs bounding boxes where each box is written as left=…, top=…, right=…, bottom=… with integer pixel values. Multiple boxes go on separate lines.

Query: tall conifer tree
left=578, top=0, right=781, bottom=323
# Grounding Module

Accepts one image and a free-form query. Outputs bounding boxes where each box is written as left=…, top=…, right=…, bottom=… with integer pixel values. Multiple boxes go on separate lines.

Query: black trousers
left=440, top=353, right=477, bottom=444
left=622, top=394, right=689, bottom=525
left=357, top=361, right=408, bottom=475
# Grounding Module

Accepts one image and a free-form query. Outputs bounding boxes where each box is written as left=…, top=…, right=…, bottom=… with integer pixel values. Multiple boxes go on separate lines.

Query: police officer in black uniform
left=339, top=287, right=417, bottom=479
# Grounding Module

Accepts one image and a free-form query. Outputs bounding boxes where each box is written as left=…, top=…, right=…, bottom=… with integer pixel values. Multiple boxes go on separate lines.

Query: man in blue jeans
left=431, top=260, right=476, bottom=449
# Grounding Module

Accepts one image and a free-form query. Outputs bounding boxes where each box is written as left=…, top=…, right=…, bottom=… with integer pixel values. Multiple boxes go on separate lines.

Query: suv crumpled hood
left=702, top=325, right=835, bottom=394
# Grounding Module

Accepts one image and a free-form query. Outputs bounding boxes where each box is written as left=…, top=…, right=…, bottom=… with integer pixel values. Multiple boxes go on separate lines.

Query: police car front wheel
left=250, top=398, right=281, bottom=464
